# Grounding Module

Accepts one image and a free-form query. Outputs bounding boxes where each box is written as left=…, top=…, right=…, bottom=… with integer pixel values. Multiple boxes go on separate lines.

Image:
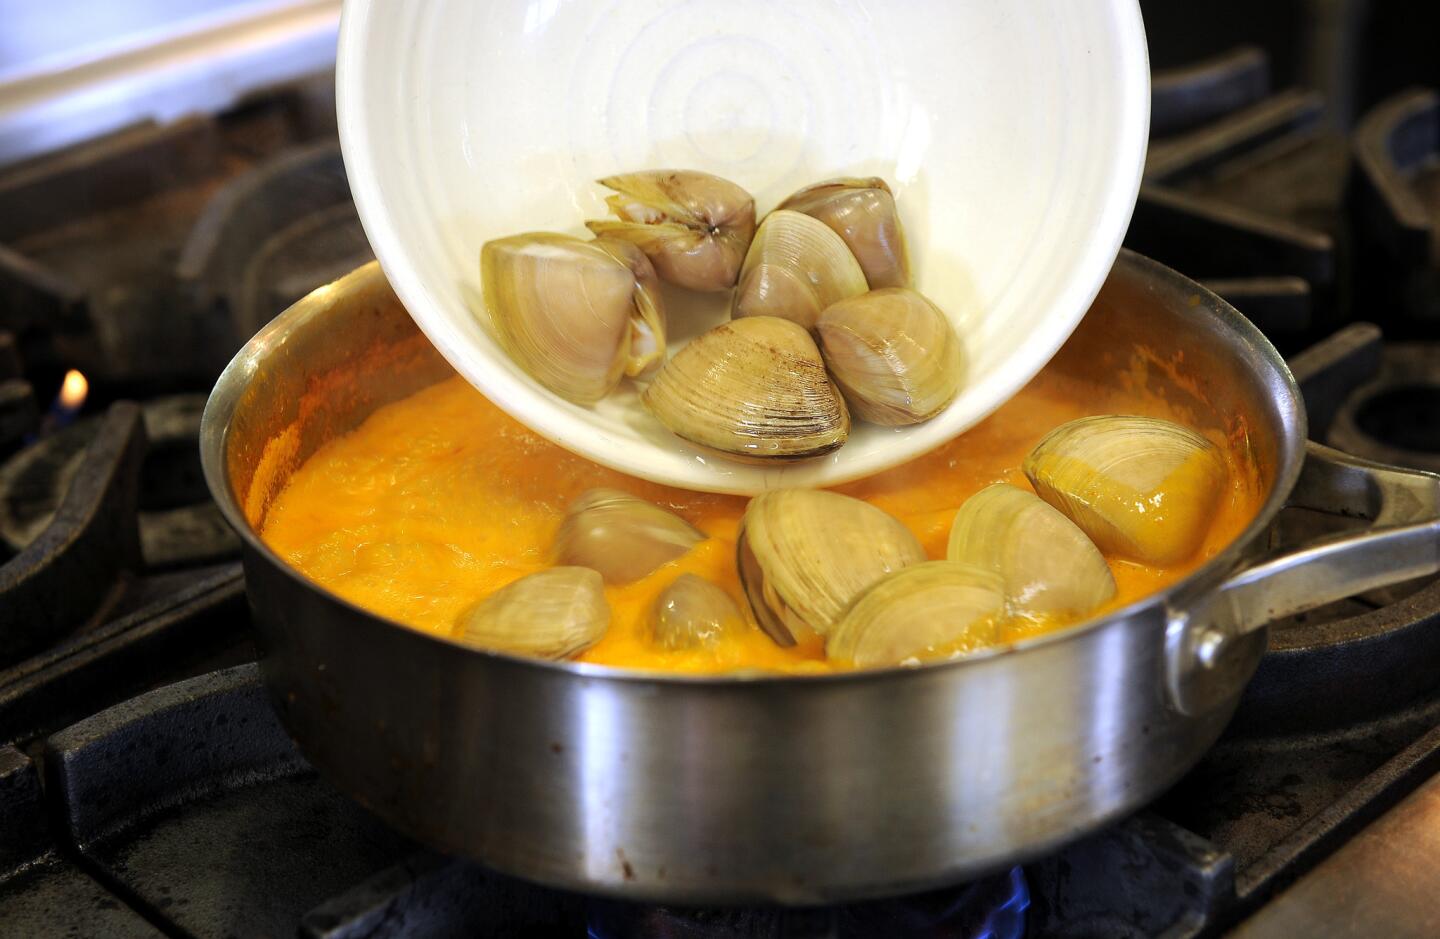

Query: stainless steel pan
left=199, top=251, right=1440, bottom=904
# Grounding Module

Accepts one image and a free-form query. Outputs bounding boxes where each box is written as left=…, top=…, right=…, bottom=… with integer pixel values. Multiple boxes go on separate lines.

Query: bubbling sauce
left=261, top=368, right=1262, bottom=674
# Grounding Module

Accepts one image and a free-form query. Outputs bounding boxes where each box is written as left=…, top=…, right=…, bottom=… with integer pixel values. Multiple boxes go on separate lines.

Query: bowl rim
left=332, top=0, right=1154, bottom=495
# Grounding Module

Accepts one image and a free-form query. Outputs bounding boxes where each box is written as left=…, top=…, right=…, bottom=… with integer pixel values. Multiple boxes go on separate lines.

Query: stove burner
left=1151, top=46, right=1271, bottom=138
left=1352, top=87, right=1440, bottom=337
left=0, top=420, right=91, bottom=547
left=1328, top=344, right=1440, bottom=472
left=0, top=404, right=142, bottom=668
left=1351, top=384, right=1440, bottom=453
left=0, top=395, right=250, bottom=746
left=179, top=141, right=370, bottom=356
left=0, top=80, right=338, bottom=396
left=1127, top=48, right=1345, bottom=349
left=585, top=871, right=1028, bottom=939
left=0, top=333, right=35, bottom=455
left=0, top=395, right=237, bottom=569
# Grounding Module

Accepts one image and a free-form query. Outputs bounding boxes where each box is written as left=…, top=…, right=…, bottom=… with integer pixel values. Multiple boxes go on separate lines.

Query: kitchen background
left=2, top=1, right=1440, bottom=936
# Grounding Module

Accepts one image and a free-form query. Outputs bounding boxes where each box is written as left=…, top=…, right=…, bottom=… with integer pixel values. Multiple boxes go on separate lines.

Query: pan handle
left=1166, top=441, right=1440, bottom=716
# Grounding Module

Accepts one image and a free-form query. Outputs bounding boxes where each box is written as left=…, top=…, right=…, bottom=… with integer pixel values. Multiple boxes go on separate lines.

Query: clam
left=585, top=170, right=756, bottom=291
left=649, top=574, right=745, bottom=650
left=815, top=287, right=963, bottom=425
left=778, top=177, right=910, bottom=288
left=736, top=489, right=926, bottom=646
left=1023, top=415, right=1228, bottom=566
left=480, top=233, right=666, bottom=403
left=553, top=488, right=704, bottom=584
left=641, top=316, right=850, bottom=461
left=947, top=484, right=1116, bottom=616
left=827, top=562, right=1004, bottom=667
left=458, top=567, right=609, bottom=659
left=732, top=210, right=869, bottom=330
left=592, top=237, right=668, bottom=376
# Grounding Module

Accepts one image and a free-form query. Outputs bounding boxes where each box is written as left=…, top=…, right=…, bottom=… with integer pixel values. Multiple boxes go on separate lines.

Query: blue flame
left=584, top=866, right=1030, bottom=938
left=974, top=867, right=1030, bottom=939
left=864, top=865, right=1030, bottom=938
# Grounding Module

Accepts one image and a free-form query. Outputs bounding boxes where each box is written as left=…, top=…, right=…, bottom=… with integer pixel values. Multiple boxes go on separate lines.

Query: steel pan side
left=244, top=539, right=1237, bottom=903
left=201, top=253, right=1304, bottom=902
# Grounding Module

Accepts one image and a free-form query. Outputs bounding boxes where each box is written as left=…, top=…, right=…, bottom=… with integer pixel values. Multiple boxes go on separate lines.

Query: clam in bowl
left=336, top=0, right=1150, bottom=494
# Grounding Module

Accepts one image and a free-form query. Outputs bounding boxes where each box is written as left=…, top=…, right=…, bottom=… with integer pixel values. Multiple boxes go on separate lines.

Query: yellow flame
left=58, top=369, right=88, bottom=410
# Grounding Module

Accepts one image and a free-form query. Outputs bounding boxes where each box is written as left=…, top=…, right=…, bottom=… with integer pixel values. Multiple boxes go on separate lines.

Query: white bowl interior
left=337, top=0, right=1149, bottom=494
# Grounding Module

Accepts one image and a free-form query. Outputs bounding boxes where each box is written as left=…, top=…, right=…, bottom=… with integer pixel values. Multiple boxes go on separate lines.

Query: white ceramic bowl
left=336, top=1, right=1149, bottom=495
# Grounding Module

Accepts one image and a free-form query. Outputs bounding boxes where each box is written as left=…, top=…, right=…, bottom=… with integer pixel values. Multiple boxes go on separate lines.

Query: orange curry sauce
left=261, top=369, right=1262, bottom=674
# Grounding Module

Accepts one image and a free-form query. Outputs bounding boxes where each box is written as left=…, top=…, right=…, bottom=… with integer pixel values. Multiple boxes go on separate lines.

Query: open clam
left=815, top=287, right=962, bottom=425
left=553, top=489, right=704, bottom=584
left=1023, top=415, right=1228, bottom=566
left=458, top=567, right=609, bottom=659
left=732, top=210, right=869, bottom=330
left=947, top=483, right=1116, bottom=616
left=585, top=170, right=756, bottom=291
left=480, top=232, right=665, bottom=404
left=737, top=489, right=926, bottom=646
left=777, top=177, right=910, bottom=289
left=827, top=561, right=1004, bottom=668
left=641, top=316, right=850, bottom=461
left=650, top=574, right=745, bottom=651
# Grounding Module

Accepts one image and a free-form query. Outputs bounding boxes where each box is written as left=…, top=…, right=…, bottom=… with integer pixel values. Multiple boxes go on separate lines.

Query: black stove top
left=4, top=8, right=1440, bottom=937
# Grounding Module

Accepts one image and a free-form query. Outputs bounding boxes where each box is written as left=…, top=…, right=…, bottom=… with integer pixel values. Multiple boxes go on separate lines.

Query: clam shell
left=1023, top=415, right=1228, bottom=566
left=554, top=488, right=704, bottom=585
left=585, top=170, right=756, bottom=291
left=458, top=567, right=609, bottom=659
left=947, top=483, right=1116, bottom=616
left=592, top=237, right=668, bottom=377
left=650, top=574, right=745, bottom=650
left=736, top=489, right=926, bottom=646
left=816, top=287, right=963, bottom=425
left=641, top=316, right=850, bottom=462
left=732, top=210, right=868, bottom=330
left=480, top=232, right=666, bottom=404
left=778, top=177, right=910, bottom=288
left=827, top=561, right=1004, bottom=667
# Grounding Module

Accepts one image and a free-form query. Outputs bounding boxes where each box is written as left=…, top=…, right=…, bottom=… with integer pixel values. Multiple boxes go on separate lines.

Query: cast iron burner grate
left=0, top=75, right=342, bottom=399
left=1129, top=47, right=1342, bottom=351
left=0, top=76, right=370, bottom=752
left=15, top=664, right=1032, bottom=939
left=0, top=395, right=235, bottom=570
left=1352, top=87, right=1440, bottom=337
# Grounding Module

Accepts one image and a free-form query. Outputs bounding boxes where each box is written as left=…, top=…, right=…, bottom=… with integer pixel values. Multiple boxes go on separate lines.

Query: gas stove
left=3, top=6, right=1440, bottom=938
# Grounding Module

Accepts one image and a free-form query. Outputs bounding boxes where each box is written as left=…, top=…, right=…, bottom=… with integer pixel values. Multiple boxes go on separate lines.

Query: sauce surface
left=261, top=368, right=1262, bottom=674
